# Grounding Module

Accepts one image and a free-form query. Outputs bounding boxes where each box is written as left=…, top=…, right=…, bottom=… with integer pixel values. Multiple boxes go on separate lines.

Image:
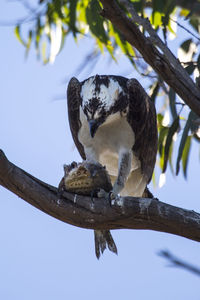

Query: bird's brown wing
left=127, top=79, right=158, bottom=183
left=67, top=77, right=86, bottom=160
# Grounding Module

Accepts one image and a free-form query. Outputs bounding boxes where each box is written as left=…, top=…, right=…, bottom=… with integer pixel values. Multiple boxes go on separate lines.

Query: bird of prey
left=67, top=75, right=157, bottom=258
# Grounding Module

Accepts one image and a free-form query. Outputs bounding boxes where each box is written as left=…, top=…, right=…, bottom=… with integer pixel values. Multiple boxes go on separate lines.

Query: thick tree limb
left=0, top=149, right=200, bottom=242
left=100, top=0, right=200, bottom=116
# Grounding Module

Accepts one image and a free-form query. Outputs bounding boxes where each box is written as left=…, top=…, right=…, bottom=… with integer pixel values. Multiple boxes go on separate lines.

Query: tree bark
left=1, top=149, right=200, bottom=242
left=100, top=0, right=200, bottom=116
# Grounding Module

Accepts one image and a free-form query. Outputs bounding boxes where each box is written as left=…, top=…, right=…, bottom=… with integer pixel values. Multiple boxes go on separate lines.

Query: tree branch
left=159, top=250, right=200, bottom=277
left=0, top=149, right=200, bottom=242
left=100, top=0, right=200, bottom=116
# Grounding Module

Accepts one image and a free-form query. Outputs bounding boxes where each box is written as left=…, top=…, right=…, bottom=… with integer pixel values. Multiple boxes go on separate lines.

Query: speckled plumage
left=67, top=75, right=157, bottom=196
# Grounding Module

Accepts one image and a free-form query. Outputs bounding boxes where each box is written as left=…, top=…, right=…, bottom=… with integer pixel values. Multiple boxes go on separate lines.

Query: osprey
left=67, top=75, right=157, bottom=258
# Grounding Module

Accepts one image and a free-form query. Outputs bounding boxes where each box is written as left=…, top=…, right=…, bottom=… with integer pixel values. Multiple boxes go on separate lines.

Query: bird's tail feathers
left=94, top=230, right=118, bottom=259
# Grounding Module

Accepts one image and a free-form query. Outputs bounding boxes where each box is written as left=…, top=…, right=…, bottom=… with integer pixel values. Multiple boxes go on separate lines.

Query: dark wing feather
left=127, top=79, right=158, bottom=183
left=67, top=77, right=86, bottom=160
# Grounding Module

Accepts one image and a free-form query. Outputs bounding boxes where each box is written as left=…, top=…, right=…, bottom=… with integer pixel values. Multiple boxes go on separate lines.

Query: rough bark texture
left=100, top=0, right=200, bottom=116
left=1, top=149, right=200, bottom=242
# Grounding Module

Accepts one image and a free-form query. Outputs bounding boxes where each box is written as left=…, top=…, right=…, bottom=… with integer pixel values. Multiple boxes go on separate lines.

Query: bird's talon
left=97, top=189, right=118, bottom=205
left=109, top=191, right=116, bottom=200
left=90, top=190, right=97, bottom=203
left=97, top=188, right=109, bottom=198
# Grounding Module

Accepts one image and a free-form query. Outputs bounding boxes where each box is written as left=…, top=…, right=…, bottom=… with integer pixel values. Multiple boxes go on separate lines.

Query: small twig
left=175, top=102, right=185, bottom=106
left=170, top=17, right=200, bottom=43
left=18, top=0, right=37, bottom=13
left=0, top=2, right=46, bottom=27
left=159, top=250, right=200, bottom=277
left=126, top=54, right=144, bottom=59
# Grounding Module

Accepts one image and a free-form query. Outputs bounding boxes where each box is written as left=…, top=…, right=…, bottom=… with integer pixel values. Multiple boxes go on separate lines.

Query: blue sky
left=0, top=1, right=200, bottom=299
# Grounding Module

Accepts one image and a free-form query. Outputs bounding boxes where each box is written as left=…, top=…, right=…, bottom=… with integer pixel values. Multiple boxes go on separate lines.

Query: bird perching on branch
left=67, top=75, right=158, bottom=258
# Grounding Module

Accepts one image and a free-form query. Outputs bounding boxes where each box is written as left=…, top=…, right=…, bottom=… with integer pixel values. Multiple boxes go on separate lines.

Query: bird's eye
left=121, top=108, right=127, bottom=116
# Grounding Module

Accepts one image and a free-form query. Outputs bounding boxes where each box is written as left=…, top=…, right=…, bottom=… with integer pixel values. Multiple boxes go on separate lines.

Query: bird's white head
left=80, top=75, right=128, bottom=137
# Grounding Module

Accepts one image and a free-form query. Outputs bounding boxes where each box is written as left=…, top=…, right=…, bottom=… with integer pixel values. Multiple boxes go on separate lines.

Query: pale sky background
left=0, top=1, right=200, bottom=300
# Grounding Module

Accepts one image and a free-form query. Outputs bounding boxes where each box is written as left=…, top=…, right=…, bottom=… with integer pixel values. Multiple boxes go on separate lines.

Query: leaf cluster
left=13, top=0, right=200, bottom=181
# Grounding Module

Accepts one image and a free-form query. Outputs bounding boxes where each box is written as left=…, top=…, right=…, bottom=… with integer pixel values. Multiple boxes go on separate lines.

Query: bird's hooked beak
left=88, top=120, right=100, bottom=138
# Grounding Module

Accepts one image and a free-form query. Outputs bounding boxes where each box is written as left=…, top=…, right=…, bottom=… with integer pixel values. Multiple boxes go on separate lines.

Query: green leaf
left=14, top=25, right=26, bottom=47
left=41, top=40, right=49, bottom=64
left=130, top=0, right=143, bottom=13
left=86, top=0, right=108, bottom=44
left=182, top=135, right=192, bottom=178
left=157, top=113, right=164, bottom=126
left=168, top=138, right=175, bottom=175
left=180, top=38, right=192, bottom=53
left=152, top=0, right=165, bottom=13
left=150, top=82, right=160, bottom=104
left=190, top=112, right=199, bottom=133
left=112, top=27, right=135, bottom=66
left=169, top=88, right=178, bottom=120
left=25, top=30, right=33, bottom=58
left=69, top=0, right=79, bottom=36
left=158, top=126, right=169, bottom=156
left=35, top=18, right=42, bottom=57
left=54, top=0, right=65, bottom=19
left=151, top=0, right=166, bottom=29
left=162, top=117, right=179, bottom=173
left=152, top=11, right=163, bottom=28
left=47, top=3, right=54, bottom=24
left=185, top=63, right=196, bottom=75
left=189, top=16, right=200, bottom=33
left=163, top=0, right=175, bottom=16
left=176, top=111, right=196, bottom=175
left=179, top=9, right=190, bottom=18
left=152, top=170, right=157, bottom=188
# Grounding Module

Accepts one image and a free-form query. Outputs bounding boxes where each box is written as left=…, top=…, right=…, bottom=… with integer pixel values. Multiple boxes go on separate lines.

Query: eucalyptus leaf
left=158, top=126, right=169, bottom=156
left=25, top=30, right=33, bottom=58
left=69, top=0, right=79, bottom=36
left=182, top=135, right=192, bottom=178
left=185, top=63, right=196, bottom=75
left=176, top=111, right=195, bottom=175
left=151, top=82, right=160, bottom=104
left=163, top=117, right=179, bottom=173
left=180, top=39, right=192, bottom=53
left=169, top=88, right=178, bottom=120
left=14, top=25, right=26, bottom=47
